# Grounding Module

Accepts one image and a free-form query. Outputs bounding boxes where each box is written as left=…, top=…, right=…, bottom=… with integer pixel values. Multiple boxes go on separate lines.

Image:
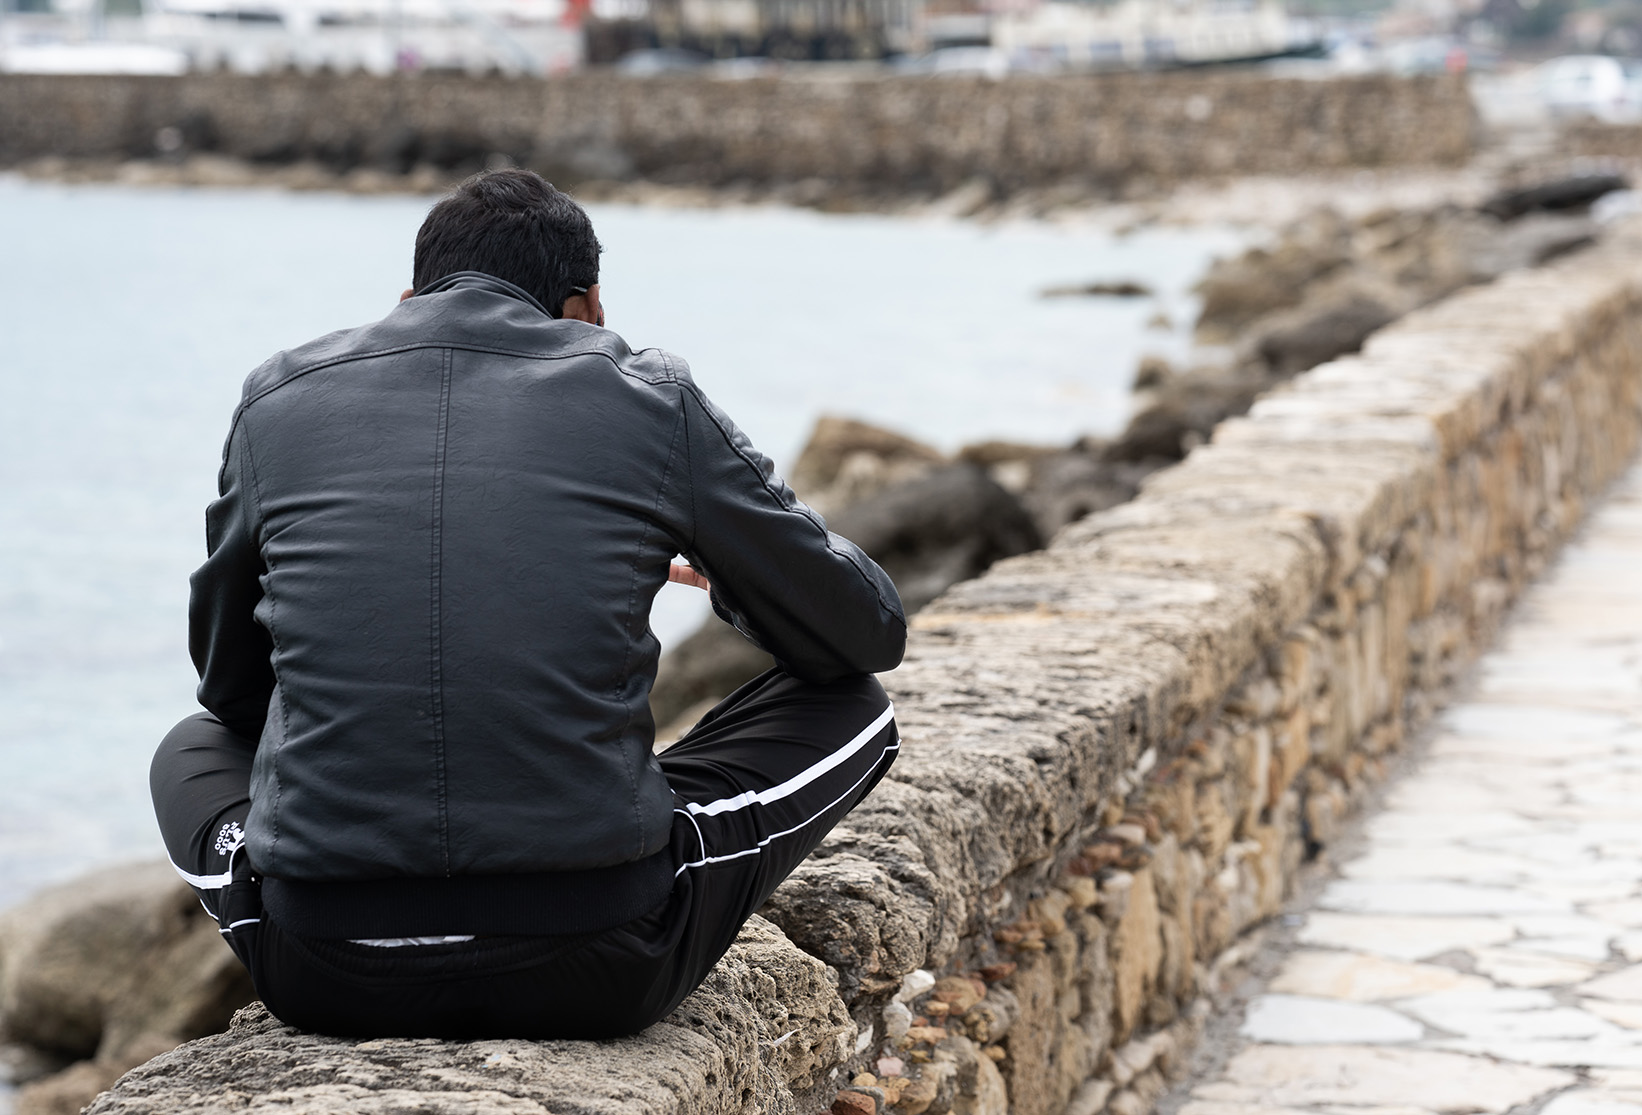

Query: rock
left=648, top=619, right=775, bottom=732
left=1018, top=450, right=1160, bottom=538
left=961, top=987, right=1017, bottom=1044
left=895, top=1075, right=940, bottom=1115
left=1105, top=367, right=1267, bottom=463
left=1194, top=209, right=1355, bottom=342
left=898, top=971, right=937, bottom=1003
left=16, top=1060, right=129, bottom=1115
left=877, top=1055, right=907, bottom=1077
left=1465, top=214, right=1599, bottom=283
left=931, top=977, right=983, bottom=1015
left=1480, top=174, right=1629, bottom=221
left=835, top=1089, right=878, bottom=1115
left=0, top=1042, right=69, bottom=1087
left=651, top=462, right=1039, bottom=727
left=0, top=861, right=254, bottom=1114
left=789, top=416, right=947, bottom=517
left=1039, top=280, right=1153, bottom=298
left=827, top=464, right=1041, bottom=614
left=1252, top=294, right=1399, bottom=377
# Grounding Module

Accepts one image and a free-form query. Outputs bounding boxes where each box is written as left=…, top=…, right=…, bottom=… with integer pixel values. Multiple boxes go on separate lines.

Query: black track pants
left=150, top=668, right=899, bottom=1039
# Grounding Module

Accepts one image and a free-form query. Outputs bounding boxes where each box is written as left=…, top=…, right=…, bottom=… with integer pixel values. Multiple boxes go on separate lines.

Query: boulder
left=1464, top=213, right=1599, bottom=284
left=789, top=416, right=947, bottom=517
left=1193, top=209, right=1354, bottom=343
left=1017, top=450, right=1161, bottom=540
left=1479, top=173, right=1628, bottom=221
left=1252, top=294, right=1400, bottom=377
left=1105, top=369, right=1268, bottom=464
left=650, top=464, right=1041, bottom=729
left=826, top=464, right=1041, bottom=615
left=0, top=861, right=255, bottom=1115
left=649, top=621, right=777, bottom=735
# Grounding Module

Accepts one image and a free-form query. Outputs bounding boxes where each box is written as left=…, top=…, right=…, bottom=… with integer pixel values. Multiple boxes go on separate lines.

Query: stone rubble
left=1176, top=462, right=1642, bottom=1115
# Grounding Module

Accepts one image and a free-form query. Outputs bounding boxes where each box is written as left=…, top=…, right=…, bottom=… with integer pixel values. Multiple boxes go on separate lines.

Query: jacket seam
left=430, top=348, right=454, bottom=874
left=678, top=380, right=907, bottom=627
left=242, top=343, right=671, bottom=410
left=613, top=399, right=688, bottom=859
left=235, top=417, right=287, bottom=859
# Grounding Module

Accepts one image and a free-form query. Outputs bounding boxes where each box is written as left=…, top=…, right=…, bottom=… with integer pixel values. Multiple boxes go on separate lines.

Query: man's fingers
left=668, top=564, right=711, bottom=591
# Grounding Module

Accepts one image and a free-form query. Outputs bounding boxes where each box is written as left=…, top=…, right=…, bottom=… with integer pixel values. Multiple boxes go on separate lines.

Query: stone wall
left=87, top=234, right=1642, bottom=1115
left=0, top=70, right=1474, bottom=195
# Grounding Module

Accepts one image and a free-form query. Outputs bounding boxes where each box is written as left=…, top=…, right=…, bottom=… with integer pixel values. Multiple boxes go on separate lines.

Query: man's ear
left=399, top=288, right=415, bottom=303
left=560, top=284, right=604, bottom=327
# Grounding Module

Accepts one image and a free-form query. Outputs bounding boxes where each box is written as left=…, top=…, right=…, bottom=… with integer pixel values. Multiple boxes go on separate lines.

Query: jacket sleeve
left=189, top=419, right=276, bottom=741
left=673, top=376, right=907, bottom=683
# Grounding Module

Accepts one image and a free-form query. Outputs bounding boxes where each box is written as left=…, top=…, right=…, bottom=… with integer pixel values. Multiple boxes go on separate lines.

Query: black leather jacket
left=190, top=272, right=906, bottom=936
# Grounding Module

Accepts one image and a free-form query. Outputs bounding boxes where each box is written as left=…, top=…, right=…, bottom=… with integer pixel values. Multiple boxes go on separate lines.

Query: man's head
left=410, top=169, right=603, bottom=323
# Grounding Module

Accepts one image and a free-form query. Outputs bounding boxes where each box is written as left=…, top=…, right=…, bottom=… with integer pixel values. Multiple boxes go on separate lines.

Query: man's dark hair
left=413, top=169, right=601, bottom=316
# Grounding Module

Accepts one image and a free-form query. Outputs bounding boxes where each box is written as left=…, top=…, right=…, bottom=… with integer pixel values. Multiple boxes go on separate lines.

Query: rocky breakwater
left=82, top=222, right=1642, bottom=1113
left=0, top=70, right=1474, bottom=203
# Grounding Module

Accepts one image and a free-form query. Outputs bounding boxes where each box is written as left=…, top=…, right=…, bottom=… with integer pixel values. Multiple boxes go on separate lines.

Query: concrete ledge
left=92, top=232, right=1642, bottom=1114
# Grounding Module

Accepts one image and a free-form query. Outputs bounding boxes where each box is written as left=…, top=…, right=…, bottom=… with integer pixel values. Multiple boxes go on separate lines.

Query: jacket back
left=190, top=273, right=907, bottom=889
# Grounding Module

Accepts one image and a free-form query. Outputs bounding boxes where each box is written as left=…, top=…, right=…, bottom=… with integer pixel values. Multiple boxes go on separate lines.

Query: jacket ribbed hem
left=260, top=850, right=675, bottom=938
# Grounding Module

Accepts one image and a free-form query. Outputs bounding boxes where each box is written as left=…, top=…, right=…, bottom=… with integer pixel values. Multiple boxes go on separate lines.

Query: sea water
left=0, top=176, right=1242, bottom=908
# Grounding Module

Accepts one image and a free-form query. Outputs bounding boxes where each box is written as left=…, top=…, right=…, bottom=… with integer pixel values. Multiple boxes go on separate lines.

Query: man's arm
left=673, top=379, right=907, bottom=683
left=189, top=421, right=276, bottom=741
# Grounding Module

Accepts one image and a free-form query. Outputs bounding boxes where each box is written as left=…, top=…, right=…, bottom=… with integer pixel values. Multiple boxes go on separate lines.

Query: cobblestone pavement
left=1179, top=461, right=1642, bottom=1115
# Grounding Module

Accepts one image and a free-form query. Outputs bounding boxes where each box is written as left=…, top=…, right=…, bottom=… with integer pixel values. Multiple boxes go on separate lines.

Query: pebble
left=832, top=1089, right=876, bottom=1115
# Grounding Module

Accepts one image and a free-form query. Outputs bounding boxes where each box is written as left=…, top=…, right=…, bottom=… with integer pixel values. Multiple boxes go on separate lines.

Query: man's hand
left=668, top=563, right=711, bottom=591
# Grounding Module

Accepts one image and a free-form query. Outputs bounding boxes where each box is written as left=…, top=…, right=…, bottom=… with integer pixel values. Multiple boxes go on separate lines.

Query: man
left=151, top=169, right=906, bottom=1040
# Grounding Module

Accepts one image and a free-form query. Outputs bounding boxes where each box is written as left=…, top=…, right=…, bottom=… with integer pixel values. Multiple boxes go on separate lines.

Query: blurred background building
left=5, top=0, right=1642, bottom=131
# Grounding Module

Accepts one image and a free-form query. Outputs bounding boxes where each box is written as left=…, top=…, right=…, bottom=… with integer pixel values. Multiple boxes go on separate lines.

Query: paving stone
left=1340, top=846, right=1534, bottom=884
left=1358, top=811, right=1539, bottom=845
left=1584, top=1001, right=1642, bottom=1030
left=1268, top=951, right=1489, bottom=1001
left=1438, top=705, right=1638, bottom=744
left=1214, top=1044, right=1574, bottom=1112
left=1318, top=881, right=1568, bottom=917
left=1298, top=914, right=1515, bottom=961
left=1399, top=990, right=1619, bottom=1043
left=1541, top=1090, right=1642, bottom=1115
left=1590, top=1070, right=1642, bottom=1092
left=1582, top=967, right=1642, bottom=1003
left=1431, top=1039, right=1642, bottom=1069
left=1472, top=949, right=1599, bottom=988
left=1508, top=937, right=1616, bottom=962
left=1240, top=996, right=1424, bottom=1045
left=1179, top=1102, right=1314, bottom=1115
left=1591, top=903, right=1642, bottom=931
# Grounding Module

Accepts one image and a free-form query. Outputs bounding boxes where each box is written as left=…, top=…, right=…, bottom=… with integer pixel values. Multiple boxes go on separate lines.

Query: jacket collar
left=416, top=271, right=557, bottom=319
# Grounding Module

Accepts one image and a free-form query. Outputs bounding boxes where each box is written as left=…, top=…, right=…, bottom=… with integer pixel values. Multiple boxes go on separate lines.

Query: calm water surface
left=0, top=176, right=1241, bottom=908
